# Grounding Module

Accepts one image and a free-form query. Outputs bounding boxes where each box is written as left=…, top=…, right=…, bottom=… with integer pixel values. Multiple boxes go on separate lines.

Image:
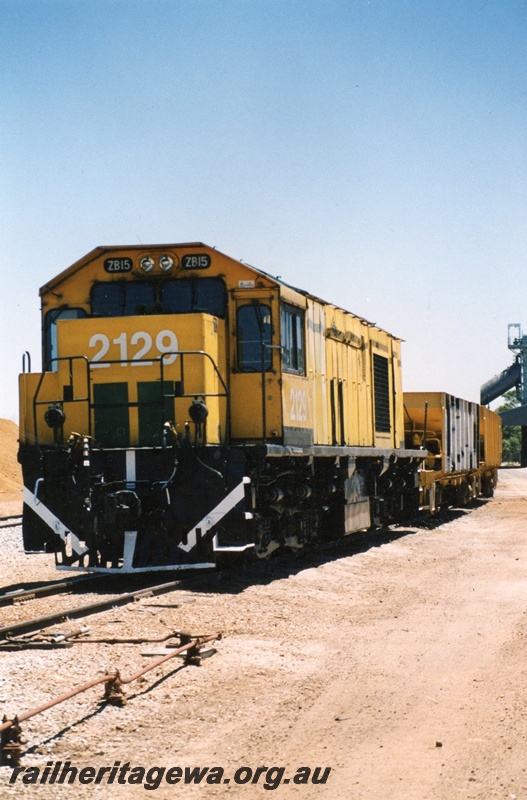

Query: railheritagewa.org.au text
left=8, top=761, right=332, bottom=791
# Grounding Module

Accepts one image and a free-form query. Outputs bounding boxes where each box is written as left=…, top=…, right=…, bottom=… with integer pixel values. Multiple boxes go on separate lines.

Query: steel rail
left=0, top=575, right=105, bottom=608
left=0, top=516, right=22, bottom=529
left=0, top=578, right=194, bottom=641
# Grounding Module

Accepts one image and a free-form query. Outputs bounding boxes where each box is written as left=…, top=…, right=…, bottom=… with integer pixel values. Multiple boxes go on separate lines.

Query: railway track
left=0, top=576, right=206, bottom=641
left=0, top=567, right=221, bottom=765
left=0, top=515, right=22, bottom=529
left=0, top=574, right=105, bottom=608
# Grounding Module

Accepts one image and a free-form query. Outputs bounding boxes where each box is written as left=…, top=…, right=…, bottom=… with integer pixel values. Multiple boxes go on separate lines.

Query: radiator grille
left=373, top=354, right=391, bottom=433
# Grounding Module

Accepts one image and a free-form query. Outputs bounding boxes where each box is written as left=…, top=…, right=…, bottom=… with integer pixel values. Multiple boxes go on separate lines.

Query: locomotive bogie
left=246, top=447, right=420, bottom=558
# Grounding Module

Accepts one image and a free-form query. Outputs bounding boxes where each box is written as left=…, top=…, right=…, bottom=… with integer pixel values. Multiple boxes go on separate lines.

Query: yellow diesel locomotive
left=18, top=243, right=425, bottom=571
left=17, top=243, right=499, bottom=573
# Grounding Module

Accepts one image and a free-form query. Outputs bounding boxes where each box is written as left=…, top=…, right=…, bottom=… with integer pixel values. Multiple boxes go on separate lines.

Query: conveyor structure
left=481, top=324, right=527, bottom=464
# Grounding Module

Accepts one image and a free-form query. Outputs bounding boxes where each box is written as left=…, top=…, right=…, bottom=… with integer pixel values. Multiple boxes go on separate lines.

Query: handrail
left=22, top=351, right=31, bottom=374
left=161, top=350, right=230, bottom=441
left=33, top=355, right=91, bottom=445
left=32, top=351, right=229, bottom=447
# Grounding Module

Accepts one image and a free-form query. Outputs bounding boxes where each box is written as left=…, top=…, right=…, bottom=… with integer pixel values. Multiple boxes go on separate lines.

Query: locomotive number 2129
left=89, top=330, right=179, bottom=367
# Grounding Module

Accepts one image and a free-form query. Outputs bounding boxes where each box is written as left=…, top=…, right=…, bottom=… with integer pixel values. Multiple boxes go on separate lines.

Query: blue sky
left=1, top=0, right=525, bottom=421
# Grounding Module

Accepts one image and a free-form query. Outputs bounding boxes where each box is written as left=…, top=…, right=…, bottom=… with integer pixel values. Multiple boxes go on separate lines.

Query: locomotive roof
left=40, top=242, right=400, bottom=341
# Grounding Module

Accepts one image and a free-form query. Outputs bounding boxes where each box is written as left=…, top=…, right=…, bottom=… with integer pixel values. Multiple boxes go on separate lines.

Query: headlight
left=188, top=399, right=208, bottom=423
left=44, top=405, right=66, bottom=429
left=140, top=257, right=155, bottom=273
left=159, top=255, right=174, bottom=272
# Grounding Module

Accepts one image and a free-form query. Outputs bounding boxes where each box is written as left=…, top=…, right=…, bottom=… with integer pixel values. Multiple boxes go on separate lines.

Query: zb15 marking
left=182, top=254, right=211, bottom=269
left=104, top=258, right=133, bottom=273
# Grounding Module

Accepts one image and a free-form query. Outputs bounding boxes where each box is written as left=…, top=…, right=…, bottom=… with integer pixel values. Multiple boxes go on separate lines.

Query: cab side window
left=281, top=304, right=305, bottom=375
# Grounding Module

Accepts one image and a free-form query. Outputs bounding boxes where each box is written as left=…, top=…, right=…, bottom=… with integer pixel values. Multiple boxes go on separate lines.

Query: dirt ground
left=0, top=418, right=22, bottom=517
left=1, top=423, right=527, bottom=799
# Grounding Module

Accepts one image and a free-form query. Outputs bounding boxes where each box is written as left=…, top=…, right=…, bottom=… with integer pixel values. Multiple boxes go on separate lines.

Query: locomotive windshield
left=91, top=277, right=226, bottom=318
left=161, top=278, right=225, bottom=317
left=91, top=281, right=155, bottom=316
